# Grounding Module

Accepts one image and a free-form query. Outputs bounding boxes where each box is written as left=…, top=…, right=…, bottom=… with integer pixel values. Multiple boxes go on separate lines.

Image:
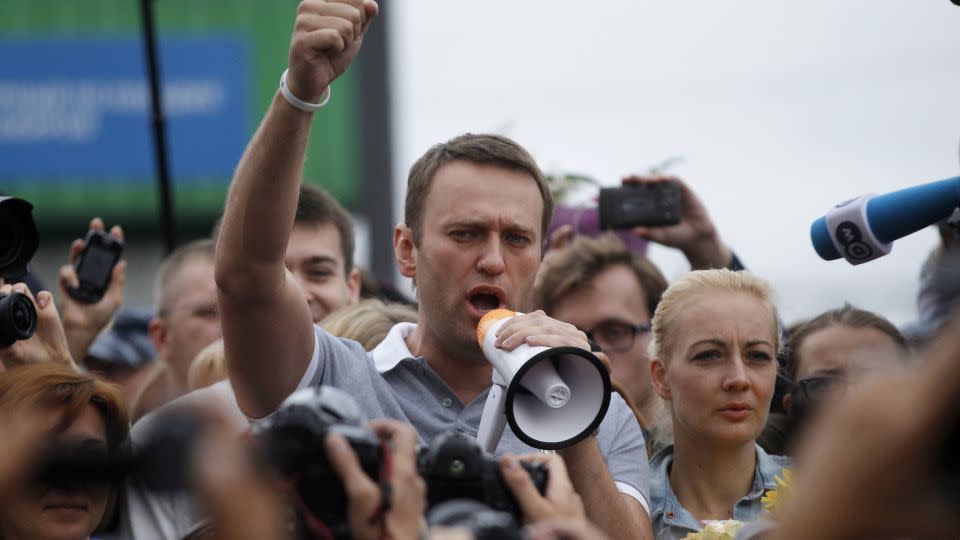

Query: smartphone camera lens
left=0, top=292, right=38, bottom=348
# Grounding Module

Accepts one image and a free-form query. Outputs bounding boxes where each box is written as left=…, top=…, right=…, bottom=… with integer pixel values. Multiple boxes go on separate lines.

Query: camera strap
left=368, top=442, right=394, bottom=540
left=274, top=473, right=337, bottom=540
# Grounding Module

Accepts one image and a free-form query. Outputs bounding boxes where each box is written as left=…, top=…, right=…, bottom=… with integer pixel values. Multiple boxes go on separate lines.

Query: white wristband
left=279, top=68, right=331, bottom=111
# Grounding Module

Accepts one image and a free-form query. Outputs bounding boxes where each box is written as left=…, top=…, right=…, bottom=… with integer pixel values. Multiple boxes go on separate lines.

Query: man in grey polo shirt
left=216, top=2, right=652, bottom=539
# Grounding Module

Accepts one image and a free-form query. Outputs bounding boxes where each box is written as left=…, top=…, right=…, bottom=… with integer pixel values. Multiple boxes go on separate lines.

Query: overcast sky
left=387, top=0, right=960, bottom=325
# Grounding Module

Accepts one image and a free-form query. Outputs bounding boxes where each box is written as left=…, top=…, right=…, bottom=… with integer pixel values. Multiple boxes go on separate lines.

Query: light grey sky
left=387, top=0, right=960, bottom=325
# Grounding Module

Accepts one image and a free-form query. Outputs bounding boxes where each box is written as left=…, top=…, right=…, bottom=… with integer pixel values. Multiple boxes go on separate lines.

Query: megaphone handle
left=477, top=384, right=507, bottom=454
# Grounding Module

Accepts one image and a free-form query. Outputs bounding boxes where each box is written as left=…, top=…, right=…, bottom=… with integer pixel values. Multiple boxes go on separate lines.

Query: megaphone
left=475, top=309, right=612, bottom=453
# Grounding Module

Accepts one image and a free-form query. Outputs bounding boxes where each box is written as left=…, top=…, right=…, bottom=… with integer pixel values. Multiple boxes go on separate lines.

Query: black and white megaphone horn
left=475, top=309, right=612, bottom=453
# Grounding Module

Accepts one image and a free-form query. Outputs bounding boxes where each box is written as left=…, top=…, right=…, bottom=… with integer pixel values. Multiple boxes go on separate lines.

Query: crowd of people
left=2, top=1, right=960, bottom=539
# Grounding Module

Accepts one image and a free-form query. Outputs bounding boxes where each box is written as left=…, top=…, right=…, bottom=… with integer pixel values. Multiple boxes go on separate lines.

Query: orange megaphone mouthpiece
left=476, top=309, right=516, bottom=347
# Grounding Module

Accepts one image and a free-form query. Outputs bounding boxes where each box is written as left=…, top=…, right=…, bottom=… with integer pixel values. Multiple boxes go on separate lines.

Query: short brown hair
left=296, top=184, right=355, bottom=275
left=782, top=304, right=908, bottom=382
left=539, top=234, right=668, bottom=318
left=404, top=133, right=554, bottom=245
left=210, top=184, right=355, bottom=275
left=0, top=363, right=129, bottom=451
left=154, top=239, right=216, bottom=316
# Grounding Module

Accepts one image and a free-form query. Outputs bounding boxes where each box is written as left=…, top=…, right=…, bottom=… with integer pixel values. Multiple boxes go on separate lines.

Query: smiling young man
left=214, top=2, right=653, bottom=538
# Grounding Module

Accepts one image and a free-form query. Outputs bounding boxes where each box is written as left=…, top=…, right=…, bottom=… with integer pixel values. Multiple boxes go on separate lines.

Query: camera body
left=253, top=387, right=384, bottom=539
left=419, top=431, right=548, bottom=521
left=67, top=230, right=125, bottom=304
left=598, top=183, right=682, bottom=230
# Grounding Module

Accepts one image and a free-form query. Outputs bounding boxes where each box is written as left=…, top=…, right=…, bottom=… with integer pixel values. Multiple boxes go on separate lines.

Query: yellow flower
left=761, top=468, right=794, bottom=515
left=681, top=520, right=745, bottom=540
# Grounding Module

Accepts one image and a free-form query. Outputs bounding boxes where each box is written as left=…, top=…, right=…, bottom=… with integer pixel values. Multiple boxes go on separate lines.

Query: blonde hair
left=187, top=339, right=226, bottom=391
left=650, top=269, right=780, bottom=361
left=647, top=269, right=779, bottom=450
left=320, top=300, right=418, bottom=351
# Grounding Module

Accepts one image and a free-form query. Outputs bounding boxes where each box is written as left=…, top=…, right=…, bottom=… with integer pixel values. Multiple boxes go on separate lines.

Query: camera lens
left=13, top=303, right=29, bottom=330
left=0, top=292, right=38, bottom=348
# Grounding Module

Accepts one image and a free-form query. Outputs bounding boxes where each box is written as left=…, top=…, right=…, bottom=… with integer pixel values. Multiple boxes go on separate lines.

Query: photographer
left=215, top=2, right=652, bottom=538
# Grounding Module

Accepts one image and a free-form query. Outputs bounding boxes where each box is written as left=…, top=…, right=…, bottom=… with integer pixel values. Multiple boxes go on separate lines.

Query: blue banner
left=0, top=36, right=250, bottom=182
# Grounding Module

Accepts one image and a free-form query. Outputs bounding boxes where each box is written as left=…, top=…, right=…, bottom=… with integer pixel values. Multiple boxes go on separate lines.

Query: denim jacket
left=649, top=444, right=791, bottom=540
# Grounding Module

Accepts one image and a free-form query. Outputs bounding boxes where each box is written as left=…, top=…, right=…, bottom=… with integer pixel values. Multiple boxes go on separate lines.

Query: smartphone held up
left=598, top=182, right=682, bottom=230
left=67, top=230, right=124, bottom=304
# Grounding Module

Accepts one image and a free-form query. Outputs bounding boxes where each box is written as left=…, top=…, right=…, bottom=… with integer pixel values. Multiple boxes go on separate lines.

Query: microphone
left=810, top=176, right=960, bottom=264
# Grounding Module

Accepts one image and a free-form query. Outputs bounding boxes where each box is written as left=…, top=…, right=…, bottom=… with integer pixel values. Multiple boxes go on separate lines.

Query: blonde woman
left=187, top=339, right=226, bottom=392
left=647, top=269, right=788, bottom=539
left=319, top=300, right=417, bottom=352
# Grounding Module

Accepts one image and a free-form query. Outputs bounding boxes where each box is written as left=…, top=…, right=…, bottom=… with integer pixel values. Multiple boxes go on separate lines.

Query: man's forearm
left=559, top=438, right=653, bottom=540
left=216, top=92, right=314, bottom=293
left=216, top=92, right=321, bottom=418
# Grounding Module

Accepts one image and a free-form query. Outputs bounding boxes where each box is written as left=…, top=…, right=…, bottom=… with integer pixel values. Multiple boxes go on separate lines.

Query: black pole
left=139, top=0, right=177, bottom=254
left=358, top=3, right=395, bottom=284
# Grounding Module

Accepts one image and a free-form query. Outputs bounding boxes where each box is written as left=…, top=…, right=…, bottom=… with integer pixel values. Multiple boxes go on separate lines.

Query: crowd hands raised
left=2, top=0, right=960, bottom=538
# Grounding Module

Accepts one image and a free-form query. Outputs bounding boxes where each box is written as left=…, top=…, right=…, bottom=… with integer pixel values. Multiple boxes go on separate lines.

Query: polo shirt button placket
left=441, top=397, right=453, bottom=408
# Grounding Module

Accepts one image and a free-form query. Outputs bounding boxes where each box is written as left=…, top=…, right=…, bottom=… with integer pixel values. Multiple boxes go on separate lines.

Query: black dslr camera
left=0, top=196, right=40, bottom=347
left=419, top=431, right=548, bottom=521
left=253, top=386, right=386, bottom=539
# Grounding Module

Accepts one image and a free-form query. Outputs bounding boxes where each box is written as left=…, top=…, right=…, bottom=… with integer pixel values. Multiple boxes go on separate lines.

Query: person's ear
left=148, top=317, right=168, bottom=360
left=650, top=357, right=671, bottom=400
left=394, top=225, right=417, bottom=279
left=783, top=393, right=793, bottom=416
left=345, top=268, right=362, bottom=303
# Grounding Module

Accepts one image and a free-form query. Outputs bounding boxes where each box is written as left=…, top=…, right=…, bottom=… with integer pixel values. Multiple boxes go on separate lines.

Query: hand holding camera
left=498, top=453, right=585, bottom=525
left=327, top=419, right=426, bottom=540
left=0, top=283, right=73, bottom=370
left=610, top=176, right=731, bottom=269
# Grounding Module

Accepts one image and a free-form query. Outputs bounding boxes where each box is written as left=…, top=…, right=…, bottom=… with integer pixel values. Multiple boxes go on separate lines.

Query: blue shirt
left=649, top=443, right=790, bottom=540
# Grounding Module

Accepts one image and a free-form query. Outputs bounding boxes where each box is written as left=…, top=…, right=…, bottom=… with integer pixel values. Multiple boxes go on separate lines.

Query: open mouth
left=467, top=287, right=506, bottom=315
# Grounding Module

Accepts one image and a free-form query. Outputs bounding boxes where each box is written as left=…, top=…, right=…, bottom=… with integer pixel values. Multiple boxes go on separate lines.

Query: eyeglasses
left=791, top=375, right=850, bottom=402
left=585, top=321, right=652, bottom=354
